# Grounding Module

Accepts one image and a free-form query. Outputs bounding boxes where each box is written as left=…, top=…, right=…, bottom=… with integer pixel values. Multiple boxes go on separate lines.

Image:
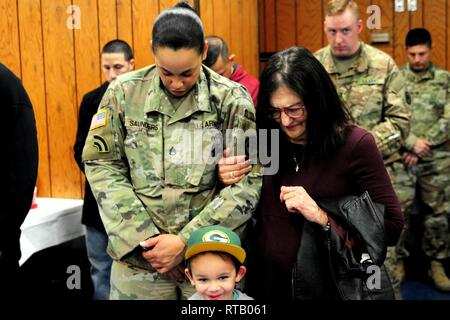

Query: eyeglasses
left=268, top=103, right=306, bottom=119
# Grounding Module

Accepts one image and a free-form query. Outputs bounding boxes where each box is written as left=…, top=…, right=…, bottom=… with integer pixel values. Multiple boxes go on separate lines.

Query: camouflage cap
left=184, top=225, right=246, bottom=263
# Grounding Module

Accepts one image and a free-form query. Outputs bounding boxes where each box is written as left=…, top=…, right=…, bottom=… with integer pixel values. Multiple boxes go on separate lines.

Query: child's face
left=185, top=252, right=246, bottom=300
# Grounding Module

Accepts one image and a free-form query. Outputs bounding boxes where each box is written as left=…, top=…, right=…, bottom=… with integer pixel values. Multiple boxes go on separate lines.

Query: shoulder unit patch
left=93, top=135, right=110, bottom=153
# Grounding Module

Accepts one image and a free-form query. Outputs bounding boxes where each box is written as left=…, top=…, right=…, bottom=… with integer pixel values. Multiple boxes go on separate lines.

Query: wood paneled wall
left=4, top=0, right=447, bottom=199
left=260, top=0, right=450, bottom=71
left=200, top=0, right=259, bottom=78
left=0, top=0, right=258, bottom=199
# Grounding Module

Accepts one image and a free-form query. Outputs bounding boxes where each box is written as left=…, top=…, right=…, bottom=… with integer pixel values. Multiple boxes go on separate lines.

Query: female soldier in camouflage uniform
left=82, top=1, right=261, bottom=299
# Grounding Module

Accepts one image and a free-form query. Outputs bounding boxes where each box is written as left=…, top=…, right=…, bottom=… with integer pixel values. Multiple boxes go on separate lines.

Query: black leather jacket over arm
left=292, top=191, right=394, bottom=300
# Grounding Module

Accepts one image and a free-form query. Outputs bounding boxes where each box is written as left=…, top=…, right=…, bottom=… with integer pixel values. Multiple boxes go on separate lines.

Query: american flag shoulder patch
left=90, top=110, right=107, bottom=130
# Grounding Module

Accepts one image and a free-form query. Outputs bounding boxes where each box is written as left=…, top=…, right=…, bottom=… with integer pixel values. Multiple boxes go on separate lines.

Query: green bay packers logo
left=93, top=135, right=110, bottom=153
left=202, top=230, right=230, bottom=243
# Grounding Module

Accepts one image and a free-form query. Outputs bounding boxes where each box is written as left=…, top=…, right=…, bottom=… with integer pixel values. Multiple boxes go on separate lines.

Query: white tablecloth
left=19, top=197, right=85, bottom=266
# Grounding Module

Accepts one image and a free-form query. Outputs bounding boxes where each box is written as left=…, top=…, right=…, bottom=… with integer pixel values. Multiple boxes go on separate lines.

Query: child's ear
left=185, top=268, right=195, bottom=286
left=235, top=266, right=247, bottom=283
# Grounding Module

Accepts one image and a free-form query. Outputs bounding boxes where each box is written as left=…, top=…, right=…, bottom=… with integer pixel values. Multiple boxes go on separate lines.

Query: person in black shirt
left=0, top=63, right=38, bottom=297
left=73, top=39, right=134, bottom=300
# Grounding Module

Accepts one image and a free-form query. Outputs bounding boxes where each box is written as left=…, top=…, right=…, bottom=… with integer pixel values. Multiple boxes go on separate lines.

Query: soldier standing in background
left=314, top=0, right=411, bottom=299
left=82, top=1, right=261, bottom=300
left=397, top=28, right=450, bottom=291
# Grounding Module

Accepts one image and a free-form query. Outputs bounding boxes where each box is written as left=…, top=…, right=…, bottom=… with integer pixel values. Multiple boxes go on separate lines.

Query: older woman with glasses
left=218, top=46, right=404, bottom=300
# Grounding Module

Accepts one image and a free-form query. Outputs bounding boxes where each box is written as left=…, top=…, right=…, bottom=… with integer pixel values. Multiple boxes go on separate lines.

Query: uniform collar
left=406, top=62, right=434, bottom=81
left=324, top=42, right=369, bottom=75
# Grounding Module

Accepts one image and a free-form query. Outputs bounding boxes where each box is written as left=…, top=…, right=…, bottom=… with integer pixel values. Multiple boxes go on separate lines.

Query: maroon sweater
left=230, top=64, right=259, bottom=107
left=246, top=126, right=403, bottom=299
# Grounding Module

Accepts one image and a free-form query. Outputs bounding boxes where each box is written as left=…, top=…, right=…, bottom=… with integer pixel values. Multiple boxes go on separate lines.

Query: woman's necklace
left=290, top=143, right=305, bottom=173
left=292, top=152, right=300, bottom=172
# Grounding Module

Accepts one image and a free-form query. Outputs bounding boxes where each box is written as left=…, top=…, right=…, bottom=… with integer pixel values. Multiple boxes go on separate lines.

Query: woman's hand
left=218, top=148, right=252, bottom=186
left=280, top=186, right=328, bottom=227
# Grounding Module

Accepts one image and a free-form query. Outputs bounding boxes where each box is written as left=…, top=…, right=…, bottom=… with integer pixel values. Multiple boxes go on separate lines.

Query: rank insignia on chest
left=405, top=91, right=412, bottom=105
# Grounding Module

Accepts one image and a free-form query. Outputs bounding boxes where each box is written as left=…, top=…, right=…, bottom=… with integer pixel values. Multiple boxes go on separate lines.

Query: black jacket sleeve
left=74, top=95, right=92, bottom=172
left=348, top=132, right=404, bottom=245
left=0, top=64, right=38, bottom=257
left=74, top=82, right=109, bottom=172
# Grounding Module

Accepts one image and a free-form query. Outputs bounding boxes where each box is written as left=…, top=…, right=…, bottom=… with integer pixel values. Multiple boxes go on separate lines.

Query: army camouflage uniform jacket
left=82, top=65, right=262, bottom=265
left=315, top=42, right=410, bottom=164
left=399, top=62, right=450, bottom=160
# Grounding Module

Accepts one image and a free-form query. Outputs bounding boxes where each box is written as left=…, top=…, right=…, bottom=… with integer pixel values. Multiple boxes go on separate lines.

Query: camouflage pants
left=109, top=260, right=196, bottom=300
left=393, top=158, right=450, bottom=259
left=384, top=158, right=450, bottom=298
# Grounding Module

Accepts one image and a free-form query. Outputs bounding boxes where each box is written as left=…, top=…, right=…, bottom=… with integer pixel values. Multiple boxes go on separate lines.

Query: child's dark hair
left=152, top=1, right=204, bottom=54
left=185, top=251, right=242, bottom=273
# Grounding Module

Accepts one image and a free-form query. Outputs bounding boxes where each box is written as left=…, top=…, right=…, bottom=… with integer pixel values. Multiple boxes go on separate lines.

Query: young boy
left=184, top=225, right=253, bottom=300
